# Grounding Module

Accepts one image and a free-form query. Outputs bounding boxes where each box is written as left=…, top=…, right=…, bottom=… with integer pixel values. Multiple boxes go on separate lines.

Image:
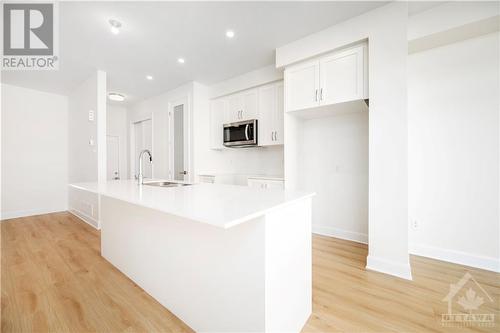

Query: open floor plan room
left=2, top=1, right=499, bottom=332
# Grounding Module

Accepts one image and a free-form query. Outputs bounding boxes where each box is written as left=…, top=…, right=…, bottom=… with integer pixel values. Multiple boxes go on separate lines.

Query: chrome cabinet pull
left=320, top=88, right=323, bottom=101
left=315, top=89, right=318, bottom=102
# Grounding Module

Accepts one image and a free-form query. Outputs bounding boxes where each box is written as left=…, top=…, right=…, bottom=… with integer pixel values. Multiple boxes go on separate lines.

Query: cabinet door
left=273, top=82, right=284, bottom=145
left=284, top=59, right=320, bottom=112
left=247, top=178, right=265, bottom=189
left=209, top=98, right=226, bottom=149
left=258, top=84, right=276, bottom=146
left=241, top=89, right=258, bottom=120
left=225, top=94, right=242, bottom=123
left=319, top=44, right=366, bottom=105
left=248, top=178, right=284, bottom=189
left=264, top=179, right=284, bottom=189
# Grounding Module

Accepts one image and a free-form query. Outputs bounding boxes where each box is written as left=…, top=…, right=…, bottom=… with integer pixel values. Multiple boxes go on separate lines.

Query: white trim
left=1, top=208, right=67, bottom=220
left=410, top=243, right=500, bottom=273
left=366, top=255, right=413, bottom=280
left=69, top=209, right=100, bottom=230
left=312, top=225, right=367, bottom=244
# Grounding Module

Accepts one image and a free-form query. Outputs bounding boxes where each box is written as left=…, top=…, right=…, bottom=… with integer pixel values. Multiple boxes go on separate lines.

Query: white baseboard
left=1, top=207, right=67, bottom=221
left=69, top=209, right=100, bottom=230
left=410, top=243, right=500, bottom=273
left=312, top=225, right=368, bottom=244
left=366, top=255, right=413, bottom=280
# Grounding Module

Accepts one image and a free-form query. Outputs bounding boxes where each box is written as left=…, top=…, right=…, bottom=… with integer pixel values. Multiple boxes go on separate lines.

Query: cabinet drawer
left=247, top=178, right=284, bottom=190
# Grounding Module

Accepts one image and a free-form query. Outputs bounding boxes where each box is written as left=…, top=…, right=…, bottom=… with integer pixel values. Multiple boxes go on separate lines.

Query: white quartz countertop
left=69, top=180, right=314, bottom=229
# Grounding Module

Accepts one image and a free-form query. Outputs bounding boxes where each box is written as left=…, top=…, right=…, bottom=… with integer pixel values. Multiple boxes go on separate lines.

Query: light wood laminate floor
left=2, top=212, right=499, bottom=332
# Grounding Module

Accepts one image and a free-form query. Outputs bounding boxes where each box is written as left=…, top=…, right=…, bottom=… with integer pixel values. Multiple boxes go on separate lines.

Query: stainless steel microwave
left=223, top=119, right=258, bottom=147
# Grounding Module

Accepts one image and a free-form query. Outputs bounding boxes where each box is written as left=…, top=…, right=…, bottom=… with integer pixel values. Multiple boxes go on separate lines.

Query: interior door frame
left=129, top=116, right=153, bottom=179
left=168, top=95, right=191, bottom=182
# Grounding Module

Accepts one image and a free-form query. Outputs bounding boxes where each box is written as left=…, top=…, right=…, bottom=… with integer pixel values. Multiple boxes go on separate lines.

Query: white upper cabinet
left=210, top=82, right=283, bottom=149
left=285, top=43, right=368, bottom=113
left=224, top=89, right=259, bottom=123
left=258, top=82, right=284, bottom=146
left=320, top=44, right=367, bottom=105
left=284, top=59, right=320, bottom=112
left=209, top=98, right=226, bottom=149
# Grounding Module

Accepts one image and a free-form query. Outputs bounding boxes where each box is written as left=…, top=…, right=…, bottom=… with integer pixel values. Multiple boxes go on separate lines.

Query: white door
left=319, top=44, right=366, bottom=105
left=169, top=97, right=190, bottom=181
left=285, top=59, right=320, bottom=112
left=106, top=135, right=120, bottom=180
left=133, top=119, right=153, bottom=179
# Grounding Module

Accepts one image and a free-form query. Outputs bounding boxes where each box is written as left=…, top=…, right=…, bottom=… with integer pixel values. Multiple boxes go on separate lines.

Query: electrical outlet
left=410, top=218, right=419, bottom=230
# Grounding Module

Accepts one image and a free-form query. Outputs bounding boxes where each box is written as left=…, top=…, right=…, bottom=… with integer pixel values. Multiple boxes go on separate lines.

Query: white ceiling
left=2, top=1, right=390, bottom=105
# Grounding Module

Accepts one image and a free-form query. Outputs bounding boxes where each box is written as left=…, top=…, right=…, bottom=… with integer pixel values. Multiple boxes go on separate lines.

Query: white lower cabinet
left=247, top=178, right=284, bottom=190
left=199, top=175, right=215, bottom=183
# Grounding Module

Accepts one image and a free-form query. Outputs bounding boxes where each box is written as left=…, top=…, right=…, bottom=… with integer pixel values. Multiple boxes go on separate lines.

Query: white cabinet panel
left=284, top=43, right=368, bottom=115
left=210, top=98, right=226, bottom=150
left=241, top=89, right=258, bottom=120
left=258, top=84, right=276, bottom=146
left=320, top=44, right=366, bottom=105
left=285, top=59, right=320, bottom=112
left=274, top=83, right=284, bottom=145
left=258, top=82, right=284, bottom=146
left=225, top=89, right=259, bottom=123
left=226, top=94, right=242, bottom=123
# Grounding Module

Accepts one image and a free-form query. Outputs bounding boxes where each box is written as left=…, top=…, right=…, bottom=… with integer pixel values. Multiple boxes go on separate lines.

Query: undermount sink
left=144, top=181, right=191, bottom=187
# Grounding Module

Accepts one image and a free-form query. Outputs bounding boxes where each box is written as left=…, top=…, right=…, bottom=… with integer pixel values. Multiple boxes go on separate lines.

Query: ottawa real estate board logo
left=2, top=2, right=59, bottom=70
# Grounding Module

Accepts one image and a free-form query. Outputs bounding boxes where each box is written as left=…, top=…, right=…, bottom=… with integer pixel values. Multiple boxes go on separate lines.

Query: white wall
left=408, top=32, right=500, bottom=272
left=1, top=84, right=68, bottom=219
left=277, top=2, right=411, bottom=279
left=67, top=71, right=106, bottom=228
left=299, top=112, right=368, bottom=243
left=107, top=104, right=128, bottom=179
left=68, top=71, right=106, bottom=183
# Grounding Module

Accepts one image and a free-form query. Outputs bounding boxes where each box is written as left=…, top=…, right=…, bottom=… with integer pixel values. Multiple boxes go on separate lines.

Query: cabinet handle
left=275, top=131, right=278, bottom=141
left=320, top=88, right=323, bottom=101
left=315, top=89, right=318, bottom=102
left=271, top=132, right=274, bottom=141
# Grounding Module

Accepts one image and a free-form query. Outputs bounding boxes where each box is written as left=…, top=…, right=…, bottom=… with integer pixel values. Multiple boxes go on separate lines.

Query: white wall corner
left=312, top=225, right=368, bottom=244
left=409, top=243, right=500, bottom=273
left=366, top=255, right=413, bottom=280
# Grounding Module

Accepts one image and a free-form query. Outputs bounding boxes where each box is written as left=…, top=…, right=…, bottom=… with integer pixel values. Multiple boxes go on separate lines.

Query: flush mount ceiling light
left=108, top=92, right=125, bottom=102
left=109, top=19, right=122, bottom=34
left=225, top=30, right=235, bottom=38
left=146, top=75, right=153, bottom=80
left=177, top=58, right=185, bottom=64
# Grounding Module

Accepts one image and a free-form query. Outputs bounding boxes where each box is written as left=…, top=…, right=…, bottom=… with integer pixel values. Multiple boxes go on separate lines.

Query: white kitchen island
left=69, top=180, right=314, bottom=333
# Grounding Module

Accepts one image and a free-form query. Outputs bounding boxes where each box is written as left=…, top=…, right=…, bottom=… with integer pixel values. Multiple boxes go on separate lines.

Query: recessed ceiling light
left=108, top=92, right=125, bottom=102
left=177, top=58, right=185, bottom=64
left=225, top=30, right=235, bottom=38
left=146, top=75, right=153, bottom=80
left=109, top=19, right=122, bottom=34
